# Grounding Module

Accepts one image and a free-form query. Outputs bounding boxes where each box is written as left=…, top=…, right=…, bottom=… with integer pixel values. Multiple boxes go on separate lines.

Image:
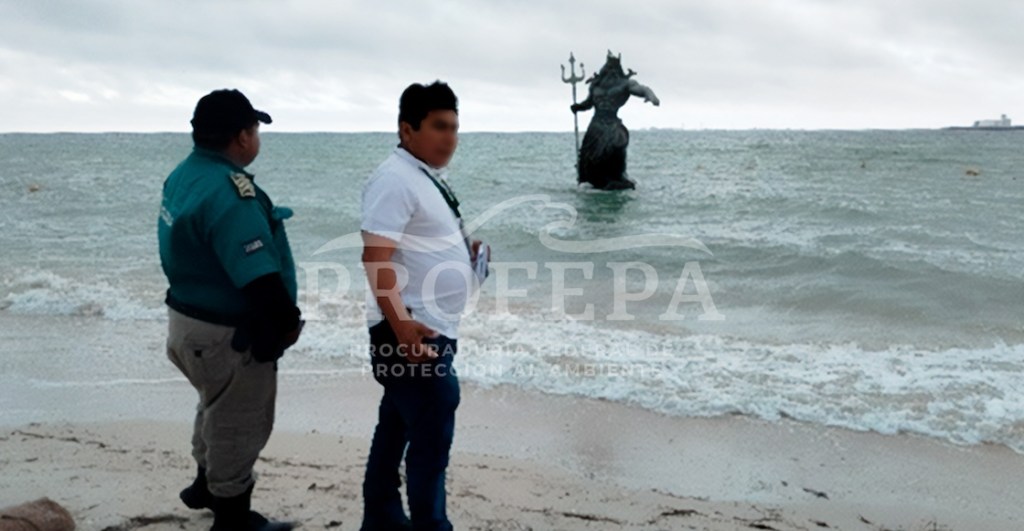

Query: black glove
left=237, top=273, right=301, bottom=363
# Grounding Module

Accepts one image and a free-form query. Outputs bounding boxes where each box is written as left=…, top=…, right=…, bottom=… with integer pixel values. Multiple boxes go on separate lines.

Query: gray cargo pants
left=166, top=308, right=277, bottom=498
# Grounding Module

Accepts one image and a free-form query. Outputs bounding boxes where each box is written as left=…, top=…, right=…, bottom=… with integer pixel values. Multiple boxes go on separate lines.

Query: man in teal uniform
left=158, top=89, right=302, bottom=531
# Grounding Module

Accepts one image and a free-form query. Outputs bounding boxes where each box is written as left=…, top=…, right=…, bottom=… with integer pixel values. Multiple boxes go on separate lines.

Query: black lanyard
left=420, top=168, right=462, bottom=219
left=420, top=168, right=472, bottom=255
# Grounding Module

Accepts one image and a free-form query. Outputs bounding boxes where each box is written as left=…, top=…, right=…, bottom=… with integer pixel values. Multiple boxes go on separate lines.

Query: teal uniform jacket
left=158, top=148, right=297, bottom=321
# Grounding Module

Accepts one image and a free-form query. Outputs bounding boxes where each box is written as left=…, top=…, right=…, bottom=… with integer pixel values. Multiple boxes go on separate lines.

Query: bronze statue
left=570, top=51, right=660, bottom=190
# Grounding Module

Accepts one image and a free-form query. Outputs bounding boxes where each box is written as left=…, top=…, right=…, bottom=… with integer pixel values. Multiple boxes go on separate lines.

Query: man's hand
left=363, top=231, right=442, bottom=364
left=393, top=319, right=439, bottom=364
left=240, top=273, right=302, bottom=363
left=281, top=320, right=304, bottom=350
left=471, top=239, right=493, bottom=262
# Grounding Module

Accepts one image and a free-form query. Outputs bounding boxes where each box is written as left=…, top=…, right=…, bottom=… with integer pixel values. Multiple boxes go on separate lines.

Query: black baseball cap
left=191, top=89, right=272, bottom=136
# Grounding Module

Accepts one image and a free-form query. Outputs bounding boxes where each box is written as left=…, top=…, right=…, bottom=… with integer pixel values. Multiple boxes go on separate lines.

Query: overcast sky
left=2, top=0, right=1023, bottom=132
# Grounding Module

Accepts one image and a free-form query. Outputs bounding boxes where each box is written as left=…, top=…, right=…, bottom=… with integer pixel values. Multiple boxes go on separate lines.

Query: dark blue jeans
left=363, top=320, right=460, bottom=531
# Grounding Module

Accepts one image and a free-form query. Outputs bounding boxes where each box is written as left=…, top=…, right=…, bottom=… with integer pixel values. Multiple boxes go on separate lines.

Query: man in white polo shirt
left=359, top=81, right=485, bottom=531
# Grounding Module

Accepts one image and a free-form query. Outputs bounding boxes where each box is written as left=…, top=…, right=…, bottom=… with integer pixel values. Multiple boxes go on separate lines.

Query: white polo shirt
left=361, top=147, right=472, bottom=339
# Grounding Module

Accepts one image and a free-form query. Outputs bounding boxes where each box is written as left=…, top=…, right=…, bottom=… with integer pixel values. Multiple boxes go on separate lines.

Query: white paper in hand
left=473, top=243, right=490, bottom=284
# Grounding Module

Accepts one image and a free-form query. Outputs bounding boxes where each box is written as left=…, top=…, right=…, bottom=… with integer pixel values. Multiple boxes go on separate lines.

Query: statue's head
left=599, top=50, right=626, bottom=78
left=589, top=50, right=635, bottom=86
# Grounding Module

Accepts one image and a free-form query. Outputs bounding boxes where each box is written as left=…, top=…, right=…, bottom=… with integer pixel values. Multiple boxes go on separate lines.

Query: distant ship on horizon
left=946, top=114, right=1024, bottom=130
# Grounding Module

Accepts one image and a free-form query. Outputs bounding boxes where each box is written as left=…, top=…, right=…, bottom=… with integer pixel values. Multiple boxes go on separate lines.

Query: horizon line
left=0, top=126, right=970, bottom=135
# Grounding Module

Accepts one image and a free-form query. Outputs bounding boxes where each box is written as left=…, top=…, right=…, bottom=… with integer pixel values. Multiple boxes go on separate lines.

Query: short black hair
left=192, top=128, right=249, bottom=151
left=398, top=81, right=458, bottom=131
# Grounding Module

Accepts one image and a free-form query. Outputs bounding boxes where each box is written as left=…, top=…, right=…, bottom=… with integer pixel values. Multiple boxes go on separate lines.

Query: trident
left=561, top=52, right=585, bottom=165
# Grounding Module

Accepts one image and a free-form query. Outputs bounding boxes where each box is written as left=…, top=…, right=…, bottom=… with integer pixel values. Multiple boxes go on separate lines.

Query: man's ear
left=230, top=129, right=246, bottom=152
left=398, top=121, right=413, bottom=143
left=236, top=126, right=254, bottom=149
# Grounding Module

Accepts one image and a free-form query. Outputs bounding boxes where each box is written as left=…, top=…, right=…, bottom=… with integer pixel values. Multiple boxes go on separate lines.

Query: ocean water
left=1, top=130, right=1023, bottom=451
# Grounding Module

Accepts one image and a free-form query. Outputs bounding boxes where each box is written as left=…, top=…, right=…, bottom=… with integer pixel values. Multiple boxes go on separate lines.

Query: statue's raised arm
left=628, top=79, right=660, bottom=106
left=573, top=51, right=662, bottom=190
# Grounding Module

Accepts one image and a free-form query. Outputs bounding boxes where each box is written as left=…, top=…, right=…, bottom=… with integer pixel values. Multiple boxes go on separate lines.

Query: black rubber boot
left=210, top=484, right=293, bottom=531
left=180, top=465, right=214, bottom=510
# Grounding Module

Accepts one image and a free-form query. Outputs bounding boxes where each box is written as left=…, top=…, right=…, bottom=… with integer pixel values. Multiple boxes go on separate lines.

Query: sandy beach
left=3, top=314, right=1024, bottom=530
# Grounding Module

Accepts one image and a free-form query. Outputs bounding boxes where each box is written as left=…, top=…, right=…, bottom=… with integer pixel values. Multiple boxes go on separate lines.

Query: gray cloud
left=1, top=0, right=1022, bottom=131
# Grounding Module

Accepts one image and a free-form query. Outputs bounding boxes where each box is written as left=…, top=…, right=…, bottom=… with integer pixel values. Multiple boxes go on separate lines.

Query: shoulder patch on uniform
left=243, top=238, right=265, bottom=255
left=230, top=173, right=256, bottom=198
